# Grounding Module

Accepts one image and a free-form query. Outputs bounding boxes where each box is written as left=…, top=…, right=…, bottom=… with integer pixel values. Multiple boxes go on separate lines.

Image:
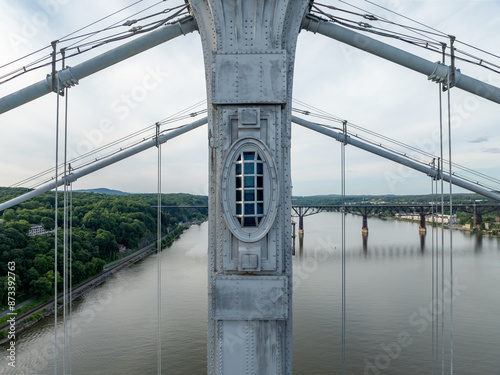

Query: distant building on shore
left=28, top=224, right=49, bottom=237
left=395, top=213, right=460, bottom=224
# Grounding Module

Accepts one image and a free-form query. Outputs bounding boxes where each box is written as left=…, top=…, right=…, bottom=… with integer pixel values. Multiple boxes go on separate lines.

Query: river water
left=7, top=212, right=500, bottom=374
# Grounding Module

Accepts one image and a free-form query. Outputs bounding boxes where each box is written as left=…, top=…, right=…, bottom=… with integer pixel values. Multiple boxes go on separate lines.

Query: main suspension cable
left=364, top=0, right=500, bottom=61
left=0, top=101, right=207, bottom=199
left=292, top=101, right=500, bottom=191
left=311, top=2, right=500, bottom=75
left=0, top=4, right=189, bottom=85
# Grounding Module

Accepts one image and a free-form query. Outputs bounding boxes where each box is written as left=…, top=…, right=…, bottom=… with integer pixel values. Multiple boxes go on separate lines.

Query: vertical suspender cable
left=439, top=43, right=446, bottom=375
left=69, top=163, right=73, bottom=375
left=51, top=42, right=59, bottom=375
left=431, top=161, right=436, bottom=375
left=448, top=36, right=455, bottom=375
left=62, top=48, right=69, bottom=375
left=156, top=123, right=162, bottom=374
left=341, top=120, right=347, bottom=375
left=435, top=159, right=440, bottom=373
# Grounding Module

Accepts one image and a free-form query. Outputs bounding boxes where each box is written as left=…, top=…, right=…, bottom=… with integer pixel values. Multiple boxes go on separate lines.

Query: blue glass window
left=257, top=163, right=263, bottom=174
left=244, top=176, right=254, bottom=188
left=243, top=152, right=254, bottom=160
left=257, top=190, right=263, bottom=201
left=244, top=190, right=254, bottom=201
left=244, top=163, right=254, bottom=174
left=244, top=217, right=256, bottom=226
left=235, top=150, right=264, bottom=227
left=244, top=203, right=255, bottom=215
left=257, top=176, right=263, bottom=188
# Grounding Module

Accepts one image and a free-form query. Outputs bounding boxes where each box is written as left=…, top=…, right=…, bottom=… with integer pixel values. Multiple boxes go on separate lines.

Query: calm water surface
left=7, top=213, right=500, bottom=374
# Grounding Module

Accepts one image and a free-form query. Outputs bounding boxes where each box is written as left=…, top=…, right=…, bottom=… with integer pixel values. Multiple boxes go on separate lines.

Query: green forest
left=0, top=189, right=207, bottom=307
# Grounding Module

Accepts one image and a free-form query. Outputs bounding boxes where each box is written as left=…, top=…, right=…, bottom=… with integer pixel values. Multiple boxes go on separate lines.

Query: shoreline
left=384, top=215, right=499, bottom=235
left=0, top=225, right=191, bottom=345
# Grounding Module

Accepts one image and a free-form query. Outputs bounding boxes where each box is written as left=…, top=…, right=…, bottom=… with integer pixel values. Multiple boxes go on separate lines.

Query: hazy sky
left=0, top=0, right=499, bottom=197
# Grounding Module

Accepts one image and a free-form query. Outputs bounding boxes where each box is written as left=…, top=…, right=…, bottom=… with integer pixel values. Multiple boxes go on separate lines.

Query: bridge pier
left=292, top=206, right=324, bottom=237
left=419, top=213, right=427, bottom=234
left=474, top=212, right=483, bottom=229
left=298, top=214, right=304, bottom=237
left=362, top=214, right=368, bottom=236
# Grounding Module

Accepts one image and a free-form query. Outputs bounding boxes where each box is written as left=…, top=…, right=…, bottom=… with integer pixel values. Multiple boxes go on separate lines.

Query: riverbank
left=380, top=214, right=499, bottom=236
left=0, top=225, right=190, bottom=345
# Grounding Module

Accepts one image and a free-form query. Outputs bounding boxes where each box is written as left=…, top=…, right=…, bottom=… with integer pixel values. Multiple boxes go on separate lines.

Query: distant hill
left=74, top=188, right=130, bottom=195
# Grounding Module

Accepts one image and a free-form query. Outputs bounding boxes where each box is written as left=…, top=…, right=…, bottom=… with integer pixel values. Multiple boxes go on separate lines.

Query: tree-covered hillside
left=0, top=190, right=207, bottom=305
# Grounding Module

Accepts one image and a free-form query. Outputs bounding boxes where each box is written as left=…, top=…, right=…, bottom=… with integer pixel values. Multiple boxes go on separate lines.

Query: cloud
left=483, top=148, right=500, bottom=154
left=469, top=136, right=489, bottom=143
left=1, top=0, right=499, bottom=196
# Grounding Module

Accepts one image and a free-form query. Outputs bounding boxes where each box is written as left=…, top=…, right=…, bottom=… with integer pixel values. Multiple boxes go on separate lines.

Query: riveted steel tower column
left=188, top=1, right=310, bottom=374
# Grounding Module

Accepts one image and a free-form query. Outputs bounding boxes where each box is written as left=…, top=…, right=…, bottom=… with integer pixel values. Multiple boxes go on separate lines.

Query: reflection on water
left=419, top=233, right=425, bottom=252
left=474, top=232, right=483, bottom=252
left=363, top=232, right=368, bottom=254
left=7, top=213, right=500, bottom=374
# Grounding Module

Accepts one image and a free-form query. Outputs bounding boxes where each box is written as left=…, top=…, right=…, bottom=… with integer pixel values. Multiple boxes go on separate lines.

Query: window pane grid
left=235, top=151, right=264, bottom=227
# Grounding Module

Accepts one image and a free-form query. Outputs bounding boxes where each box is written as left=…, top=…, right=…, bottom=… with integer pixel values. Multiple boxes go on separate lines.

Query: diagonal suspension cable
left=311, top=2, right=500, bottom=75
left=0, top=4, right=189, bottom=85
left=363, top=0, right=500, bottom=62
left=292, top=99, right=500, bottom=191
left=0, top=101, right=207, bottom=200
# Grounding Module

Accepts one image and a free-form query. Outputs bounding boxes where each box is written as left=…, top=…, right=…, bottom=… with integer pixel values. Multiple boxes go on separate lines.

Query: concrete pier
left=362, top=214, right=368, bottom=236
left=419, top=213, right=427, bottom=234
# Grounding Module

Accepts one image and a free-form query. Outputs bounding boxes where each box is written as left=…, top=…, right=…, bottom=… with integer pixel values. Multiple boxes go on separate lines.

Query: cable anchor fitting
left=449, top=35, right=456, bottom=87
left=358, top=22, right=372, bottom=28
left=301, top=14, right=322, bottom=34
left=155, top=122, right=161, bottom=148
left=123, top=19, right=137, bottom=26
left=342, top=120, right=348, bottom=146
left=129, top=26, right=143, bottom=33
left=46, top=66, right=79, bottom=94
left=427, top=62, right=461, bottom=90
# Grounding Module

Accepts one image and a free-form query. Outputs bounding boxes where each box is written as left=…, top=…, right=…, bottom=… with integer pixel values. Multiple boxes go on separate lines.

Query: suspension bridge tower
left=188, top=1, right=310, bottom=373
